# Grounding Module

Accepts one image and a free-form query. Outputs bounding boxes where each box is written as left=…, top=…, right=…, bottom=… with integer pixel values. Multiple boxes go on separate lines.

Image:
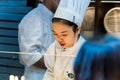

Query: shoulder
left=76, top=36, right=86, bottom=49
left=79, top=36, right=86, bottom=43
left=45, top=41, right=56, bottom=55
left=20, top=5, right=43, bottom=23
left=19, top=10, right=43, bottom=28
left=47, top=42, right=56, bottom=51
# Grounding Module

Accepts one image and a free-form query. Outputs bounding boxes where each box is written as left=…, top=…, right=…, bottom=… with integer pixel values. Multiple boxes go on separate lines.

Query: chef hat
left=54, top=0, right=91, bottom=27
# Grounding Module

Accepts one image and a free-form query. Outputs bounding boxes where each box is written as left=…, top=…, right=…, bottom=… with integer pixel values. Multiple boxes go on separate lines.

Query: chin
left=61, top=46, right=65, bottom=48
left=61, top=46, right=67, bottom=49
left=62, top=46, right=71, bottom=49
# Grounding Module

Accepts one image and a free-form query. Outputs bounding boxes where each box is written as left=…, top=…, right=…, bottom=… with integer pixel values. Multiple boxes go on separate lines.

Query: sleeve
left=18, top=13, right=44, bottom=67
left=42, top=69, right=54, bottom=80
left=42, top=43, right=55, bottom=80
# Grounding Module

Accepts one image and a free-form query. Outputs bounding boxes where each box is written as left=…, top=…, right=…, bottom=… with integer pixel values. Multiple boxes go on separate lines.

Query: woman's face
left=52, top=22, right=80, bottom=48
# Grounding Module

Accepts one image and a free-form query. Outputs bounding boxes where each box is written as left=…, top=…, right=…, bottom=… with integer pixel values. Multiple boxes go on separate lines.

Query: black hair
left=74, top=35, right=120, bottom=80
left=52, top=18, right=78, bottom=33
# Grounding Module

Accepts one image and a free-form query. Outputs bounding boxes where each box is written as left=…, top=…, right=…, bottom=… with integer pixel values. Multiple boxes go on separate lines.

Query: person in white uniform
left=43, top=0, right=90, bottom=80
left=18, top=0, right=60, bottom=80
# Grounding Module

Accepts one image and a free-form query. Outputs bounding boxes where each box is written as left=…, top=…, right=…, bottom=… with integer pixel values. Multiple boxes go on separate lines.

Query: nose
left=57, top=35, right=63, bottom=42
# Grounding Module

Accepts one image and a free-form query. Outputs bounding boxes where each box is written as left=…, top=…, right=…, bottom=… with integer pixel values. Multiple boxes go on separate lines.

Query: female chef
left=43, top=0, right=90, bottom=80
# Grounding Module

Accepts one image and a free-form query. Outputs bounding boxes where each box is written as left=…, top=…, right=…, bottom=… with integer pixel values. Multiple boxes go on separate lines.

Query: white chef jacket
left=18, top=3, right=54, bottom=80
left=43, top=36, right=86, bottom=80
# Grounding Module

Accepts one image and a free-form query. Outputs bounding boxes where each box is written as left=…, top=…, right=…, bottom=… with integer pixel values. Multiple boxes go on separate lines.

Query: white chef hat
left=54, top=0, right=91, bottom=27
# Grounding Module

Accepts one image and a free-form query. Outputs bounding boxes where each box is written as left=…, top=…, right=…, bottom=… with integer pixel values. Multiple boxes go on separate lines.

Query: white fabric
left=18, top=3, right=54, bottom=80
left=43, top=36, right=86, bottom=80
left=54, top=0, right=91, bottom=26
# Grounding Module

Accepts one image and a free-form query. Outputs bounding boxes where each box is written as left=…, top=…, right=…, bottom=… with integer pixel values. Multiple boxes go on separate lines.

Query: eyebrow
left=52, top=30, right=68, bottom=33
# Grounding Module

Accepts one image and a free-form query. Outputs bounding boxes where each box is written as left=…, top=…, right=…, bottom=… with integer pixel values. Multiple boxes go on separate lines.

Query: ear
left=77, top=27, right=81, bottom=35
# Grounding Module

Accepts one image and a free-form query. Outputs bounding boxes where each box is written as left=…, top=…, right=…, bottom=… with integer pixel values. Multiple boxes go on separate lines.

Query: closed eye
left=53, top=33, right=57, bottom=35
left=62, top=34, right=67, bottom=36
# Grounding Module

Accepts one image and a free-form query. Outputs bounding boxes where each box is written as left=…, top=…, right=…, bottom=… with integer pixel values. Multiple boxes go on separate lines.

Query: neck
left=43, top=1, right=54, bottom=13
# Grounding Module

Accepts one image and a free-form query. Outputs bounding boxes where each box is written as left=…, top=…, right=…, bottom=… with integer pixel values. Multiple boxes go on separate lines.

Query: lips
left=60, top=43, right=65, bottom=46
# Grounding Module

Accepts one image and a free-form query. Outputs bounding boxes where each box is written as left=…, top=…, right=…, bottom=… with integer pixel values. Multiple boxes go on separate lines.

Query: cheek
left=66, top=37, right=74, bottom=42
left=64, top=36, right=75, bottom=44
left=64, top=33, right=75, bottom=41
left=65, top=39, right=75, bottom=48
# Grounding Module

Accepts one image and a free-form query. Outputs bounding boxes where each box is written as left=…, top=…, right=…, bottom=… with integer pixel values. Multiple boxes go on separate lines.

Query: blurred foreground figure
left=74, top=35, right=120, bottom=80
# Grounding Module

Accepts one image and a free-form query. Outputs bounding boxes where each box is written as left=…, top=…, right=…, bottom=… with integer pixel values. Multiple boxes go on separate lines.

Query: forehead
left=52, top=22, right=73, bottom=33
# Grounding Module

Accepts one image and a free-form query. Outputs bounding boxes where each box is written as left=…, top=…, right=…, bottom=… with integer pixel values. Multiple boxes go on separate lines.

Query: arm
left=18, top=14, right=45, bottom=68
left=34, top=56, right=46, bottom=69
